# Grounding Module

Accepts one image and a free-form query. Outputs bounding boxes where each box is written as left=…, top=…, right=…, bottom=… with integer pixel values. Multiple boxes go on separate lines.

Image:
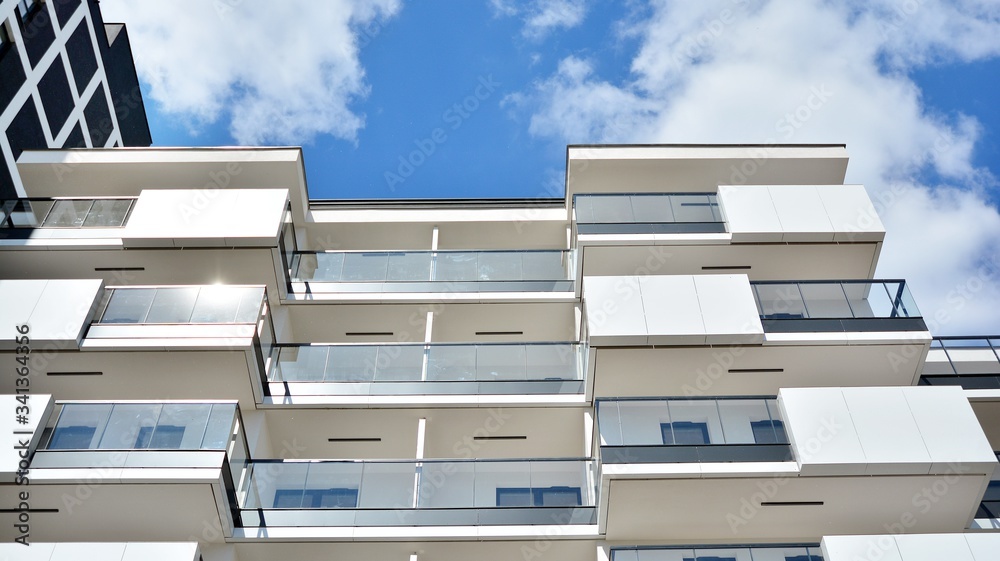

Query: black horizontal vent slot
left=476, top=331, right=523, bottom=336
left=761, top=501, right=824, bottom=506
left=47, top=371, right=103, bottom=376
left=473, top=435, right=527, bottom=440
left=328, top=437, right=382, bottom=442
left=702, top=265, right=751, bottom=270
left=728, top=368, right=784, bottom=373
left=345, top=332, right=394, bottom=337
left=94, top=267, right=145, bottom=272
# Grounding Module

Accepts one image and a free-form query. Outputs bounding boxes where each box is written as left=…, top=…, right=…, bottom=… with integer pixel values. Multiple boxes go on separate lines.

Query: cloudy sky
left=100, top=0, right=1000, bottom=335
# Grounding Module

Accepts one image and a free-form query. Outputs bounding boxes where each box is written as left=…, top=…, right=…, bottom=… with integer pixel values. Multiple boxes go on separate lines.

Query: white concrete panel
left=964, top=533, right=1000, bottom=561
left=0, top=394, right=52, bottom=479
left=583, top=276, right=647, bottom=346
left=822, top=535, right=903, bottom=561
left=638, top=276, right=705, bottom=345
left=0, top=543, right=56, bottom=560
left=817, top=184, right=886, bottom=242
left=123, top=189, right=287, bottom=248
left=779, top=388, right=866, bottom=475
left=692, top=274, right=764, bottom=344
left=842, top=387, right=931, bottom=474
left=52, top=542, right=127, bottom=560
left=717, top=185, right=783, bottom=242
left=895, top=534, right=976, bottom=561
left=903, top=386, right=999, bottom=474
left=123, top=542, right=200, bottom=561
left=767, top=185, right=835, bottom=242
left=0, top=279, right=103, bottom=351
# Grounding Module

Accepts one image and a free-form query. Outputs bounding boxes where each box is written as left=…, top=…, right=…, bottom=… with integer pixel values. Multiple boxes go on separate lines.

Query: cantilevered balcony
left=23, top=399, right=247, bottom=542
left=288, top=249, right=575, bottom=301
left=267, top=342, right=584, bottom=404
left=597, top=397, right=791, bottom=464
left=239, top=458, right=596, bottom=527
left=611, top=545, right=824, bottom=561
left=573, top=193, right=725, bottom=235
left=583, top=275, right=931, bottom=397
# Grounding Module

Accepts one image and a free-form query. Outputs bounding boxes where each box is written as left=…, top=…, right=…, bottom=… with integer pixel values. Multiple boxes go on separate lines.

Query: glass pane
left=83, top=199, right=132, bottom=227
left=275, top=346, right=329, bottom=381
left=101, top=288, right=156, bottom=323
left=573, top=195, right=595, bottom=223
left=525, top=344, right=578, bottom=380
left=427, top=345, right=477, bottom=381
left=799, top=283, right=852, bottom=318
left=478, top=252, right=522, bottom=281
left=671, top=194, right=719, bottom=222
left=630, top=194, right=675, bottom=223
left=419, top=461, right=474, bottom=508
left=303, top=463, right=364, bottom=507
left=590, top=196, right=634, bottom=223
left=326, top=346, right=378, bottom=382
left=667, top=401, right=723, bottom=444
left=299, top=253, right=342, bottom=281
left=754, top=284, right=806, bottom=319
left=359, top=462, right=415, bottom=508
left=691, top=548, right=753, bottom=561
left=97, top=404, right=161, bottom=449
left=43, top=200, right=93, bottom=227
left=617, top=400, right=668, bottom=446
left=144, top=287, right=199, bottom=323
left=342, top=253, right=389, bottom=281
left=7, top=200, right=53, bottom=226
left=48, top=404, right=112, bottom=449
left=189, top=286, right=259, bottom=323
left=435, top=252, right=478, bottom=281
left=596, top=401, right=623, bottom=446
left=477, top=344, right=526, bottom=380
left=249, top=462, right=308, bottom=508
left=373, top=345, right=423, bottom=381
left=386, top=252, right=431, bottom=281
left=203, top=403, right=237, bottom=449
left=636, top=549, right=696, bottom=561
left=234, top=287, right=265, bottom=323
left=522, top=251, right=567, bottom=281
left=153, top=404, right=212, bottom=449
left=476, top=461, right=530, bottom=507
left=531, top=461, right=587, bottom=505
left=723, top=400, right=772, bottom=444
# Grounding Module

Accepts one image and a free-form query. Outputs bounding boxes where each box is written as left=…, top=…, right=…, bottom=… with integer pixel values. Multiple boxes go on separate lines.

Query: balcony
left=974, top=453, right=1000, bottom=528
left=573, top=193, right=725, bottom=235
left=239, top=458, right=596, bottom=527
left=612, top=545, right=824, bottom=561
left=921, top=337, right=1000, bottom=389
left=268, top=342, right=584, bottom=401
left=753, top=280, right=924, bottom=332
left=24, top=400, right=247, bottom=542
left=0, top=197, right=135, bottom=237
left=597, top=397, right=792, bottom=463
left=288, top=250, right=575, bottom=301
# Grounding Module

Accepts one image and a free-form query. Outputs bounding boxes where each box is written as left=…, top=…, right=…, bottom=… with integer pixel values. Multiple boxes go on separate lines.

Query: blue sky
left=103, top=0, right=1000, bottom=333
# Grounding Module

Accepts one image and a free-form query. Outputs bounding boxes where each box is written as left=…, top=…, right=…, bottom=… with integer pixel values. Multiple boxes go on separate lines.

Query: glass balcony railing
left=269, top=342, right=584, bottom=395
left=289, top=250, right=575, bottom=293
left=239, top=458, right=597, bottom=527
left=1, top=197, right=135, bottom=236
left=751, top=280, right=926, bottom=332
left=921, top=337, right=1000, bottom=389
left=597, top=397, right=792, bottom=463
left=94, top=286, right=267, bottom=324
left=612, top=545, right=824, bottom=561
left=976, top=453, right=1000, bottom=522
left=573, top=193, right=725, bottom=235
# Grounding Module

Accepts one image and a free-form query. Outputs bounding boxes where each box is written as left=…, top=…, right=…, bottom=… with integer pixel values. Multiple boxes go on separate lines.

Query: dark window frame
left=272, top=487, right=359, bottom=508
left=495, top=485, right=582, bottom=507
left=16, top=0, right=44, bottom=26
left=661, top=421, right=711, bottom=445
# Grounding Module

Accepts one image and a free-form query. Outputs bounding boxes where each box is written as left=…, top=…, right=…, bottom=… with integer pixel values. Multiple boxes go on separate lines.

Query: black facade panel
left=83, top=83, right=113, bottom=147
left=0, top=152, right=14, bottom=200
left=100, top=24, right=151, bottom=146
left=19, top=4, right=57, bottom=68
left=65, top=21, right=98, bottom=95
left=53, top=0, right=83, bottom=28
left=38, top=55, right=74, bottom=135
left=0, top=43, right=27, bottom=113
left=62, top=122, right=86, bottom=148
left=6, top=97, right=47, bottom=161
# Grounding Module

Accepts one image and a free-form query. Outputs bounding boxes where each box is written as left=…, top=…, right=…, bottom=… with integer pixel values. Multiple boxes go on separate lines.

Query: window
left=134, top=425, right=185, bottom=449
left=495, top=486, right=582, bottom=507
left=661, top=421, right=710, bottom=445
left=272, top=488, right=359, bottom=508
left=0, top=23, right=11, bottom=55
left=48, top=425, right=96, bottom=449
left=751, top=419, right=787, bottom=444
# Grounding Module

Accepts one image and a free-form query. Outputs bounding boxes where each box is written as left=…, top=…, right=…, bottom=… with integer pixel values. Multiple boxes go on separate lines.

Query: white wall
left=823, top=533, right=1000, bottom=561
left=0, top=542, right=199, bottom=561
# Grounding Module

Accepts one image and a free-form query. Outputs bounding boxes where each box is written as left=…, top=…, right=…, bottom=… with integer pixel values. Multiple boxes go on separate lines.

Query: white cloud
left=490, top=0, right=588, bottom=39
left=512, top=0, right=1000, bottom=333
left=99, top=0, right=400, bottom=144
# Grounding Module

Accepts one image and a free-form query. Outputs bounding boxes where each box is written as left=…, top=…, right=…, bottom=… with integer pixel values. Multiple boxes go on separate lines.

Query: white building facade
left=0, top=144, right=998, bottom=561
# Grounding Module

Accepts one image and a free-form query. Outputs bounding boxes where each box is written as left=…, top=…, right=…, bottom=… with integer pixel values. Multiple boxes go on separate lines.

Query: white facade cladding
left=1, top=144, right=999, bottom=561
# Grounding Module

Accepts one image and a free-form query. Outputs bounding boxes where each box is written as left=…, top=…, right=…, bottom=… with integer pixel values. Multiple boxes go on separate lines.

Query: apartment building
left=1, top=144, right=999, bottom=561
left=0, top=0, right=151, bottom=200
